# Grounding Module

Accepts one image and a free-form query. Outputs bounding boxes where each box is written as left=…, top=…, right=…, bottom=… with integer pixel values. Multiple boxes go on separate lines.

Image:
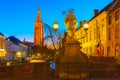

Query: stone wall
left=0, top=63, right=52, bottom=79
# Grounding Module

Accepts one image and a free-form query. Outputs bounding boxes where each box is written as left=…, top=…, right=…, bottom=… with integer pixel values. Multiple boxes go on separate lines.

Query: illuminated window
left=115, top=10, right=119, bottom=21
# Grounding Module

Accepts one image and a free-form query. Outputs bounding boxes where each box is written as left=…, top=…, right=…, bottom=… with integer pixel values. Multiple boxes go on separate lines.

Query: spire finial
left=69, top=9, right=73, bottom=15
left=23, top=38, right=26, bottom=43
left=38, top=5, right=40, bottom=11
left=37, top=6, right=41, bottom=22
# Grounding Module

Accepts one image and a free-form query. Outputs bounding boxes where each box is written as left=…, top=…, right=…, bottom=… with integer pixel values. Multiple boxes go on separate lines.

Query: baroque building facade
left=6, top=36, right=28, bottom=60
left=0, top=33, right=6, bottom=58
left=107, top=0, right=120, bottom=61
left=75, top=10, right=108, bottom=57
left=75, top=0, right=120, bottom=59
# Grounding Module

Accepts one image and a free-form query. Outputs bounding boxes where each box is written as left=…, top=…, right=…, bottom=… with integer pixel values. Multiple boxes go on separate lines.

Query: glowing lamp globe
left=83, top=21, right=89, bottom=31
left=53, top=21, right=59, bottom=31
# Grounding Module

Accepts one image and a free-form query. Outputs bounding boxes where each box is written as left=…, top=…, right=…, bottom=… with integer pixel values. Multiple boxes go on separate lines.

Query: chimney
left=94, top=9, right=99, bottom=16
left=80, top=21, right=83, bottom=28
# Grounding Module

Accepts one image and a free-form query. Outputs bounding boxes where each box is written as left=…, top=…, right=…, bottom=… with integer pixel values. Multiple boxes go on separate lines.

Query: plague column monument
left=57, top=10, right=89, bottom=79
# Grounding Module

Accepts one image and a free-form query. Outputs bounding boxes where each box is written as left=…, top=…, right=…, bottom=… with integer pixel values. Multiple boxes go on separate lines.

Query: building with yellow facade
left=75, top=10, right=108, bottom=57
left=75, top=0, right=119, bottom=57
left=0, top=33, right=6, bottom=58
left=107, top=0, right=120, bottom=61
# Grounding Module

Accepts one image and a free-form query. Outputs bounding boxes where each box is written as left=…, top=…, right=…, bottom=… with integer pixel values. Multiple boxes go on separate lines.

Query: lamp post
left=48, top=21, right=59, bottom=61
left=52, top=21, right=59, bottom=50
left=77, top=20, right=89, bottom=40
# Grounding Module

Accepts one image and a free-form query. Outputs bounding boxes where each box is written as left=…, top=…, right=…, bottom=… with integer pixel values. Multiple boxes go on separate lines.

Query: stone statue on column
left=64, top=10, right=78, bottom=39
left=54, top=9, right=88, bottom=79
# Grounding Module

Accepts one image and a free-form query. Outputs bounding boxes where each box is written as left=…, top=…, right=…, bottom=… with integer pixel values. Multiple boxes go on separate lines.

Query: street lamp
left=83, top=20, right=89, bottom=31
left=53, top=21, right=59, bottom=31
left=77, top=21, right=89, bottom=40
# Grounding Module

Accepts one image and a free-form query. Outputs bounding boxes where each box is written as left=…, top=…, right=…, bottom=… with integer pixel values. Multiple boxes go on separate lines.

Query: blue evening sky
left=0, top=0, right=113, bottom=42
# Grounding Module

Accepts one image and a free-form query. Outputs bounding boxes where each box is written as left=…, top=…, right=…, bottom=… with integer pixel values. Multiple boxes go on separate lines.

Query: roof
left=0, top=32, right=5, bottom=36
left=23, top=41, right=34, bottom=46
left=89, top=0, right=115, bottom=21
left=7, top=36, right=22, bottom=45
left=109, top=0, right=120, bottom=13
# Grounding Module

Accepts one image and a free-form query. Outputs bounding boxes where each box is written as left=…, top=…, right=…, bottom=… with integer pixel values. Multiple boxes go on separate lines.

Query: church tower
left=34, top=7, right=44, bottom=47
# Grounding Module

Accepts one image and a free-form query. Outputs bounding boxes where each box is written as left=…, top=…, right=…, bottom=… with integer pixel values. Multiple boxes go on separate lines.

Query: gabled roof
left=7, top=36, right=22, bottom=45
left=0, top=32, right=5, bottom=36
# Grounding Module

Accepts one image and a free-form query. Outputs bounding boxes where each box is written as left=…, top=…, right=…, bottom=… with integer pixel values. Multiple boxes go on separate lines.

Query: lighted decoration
left=7, top=62, right=11, bottom=66
left=30, top=59, right=45, bottom=63
left=0, top=49, right=6, bottom=57
left=0, top=49, right=5, bottom=51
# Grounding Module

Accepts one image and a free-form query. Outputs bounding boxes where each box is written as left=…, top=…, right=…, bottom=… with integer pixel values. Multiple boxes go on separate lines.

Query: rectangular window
left=86, top=47, right=88, bottom=54
left=0, top=38, right=2, bottom=49
left=101, top=24, right=104, bottom=38
left=89, top=47, right=92, bottom=55
left=115, top=24, right=119, bottom=38
left=86, top=34, right=88, bottom=42
left=115, top=10, right=119, bottom=21
left=96, top=26, right=100, bottom=40
left=115, top=45, right=119, bottom=59
left=94, top=28, right=96, bottom=40
left=80, top=31, right=82, bottom=43
left=83, top=48, right=85, bottom=52
left=83, top=37, right=85, bottom=43
left=107, top=46, right=110, bottom=56
left=108, top=28, right=111, bottom=40
left=90, top=31, right=91, bottom=41
left=108, top=16, right=112, bottom=25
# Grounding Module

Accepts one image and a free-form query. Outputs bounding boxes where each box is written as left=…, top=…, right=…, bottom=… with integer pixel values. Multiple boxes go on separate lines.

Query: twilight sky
left=0, top=0, right=113, bottom=42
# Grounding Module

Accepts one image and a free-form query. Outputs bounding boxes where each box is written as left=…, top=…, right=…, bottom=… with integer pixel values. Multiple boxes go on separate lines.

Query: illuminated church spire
left=37, top=7, right=41, bottom=22
left=34, top=7, right=44, bottom=47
